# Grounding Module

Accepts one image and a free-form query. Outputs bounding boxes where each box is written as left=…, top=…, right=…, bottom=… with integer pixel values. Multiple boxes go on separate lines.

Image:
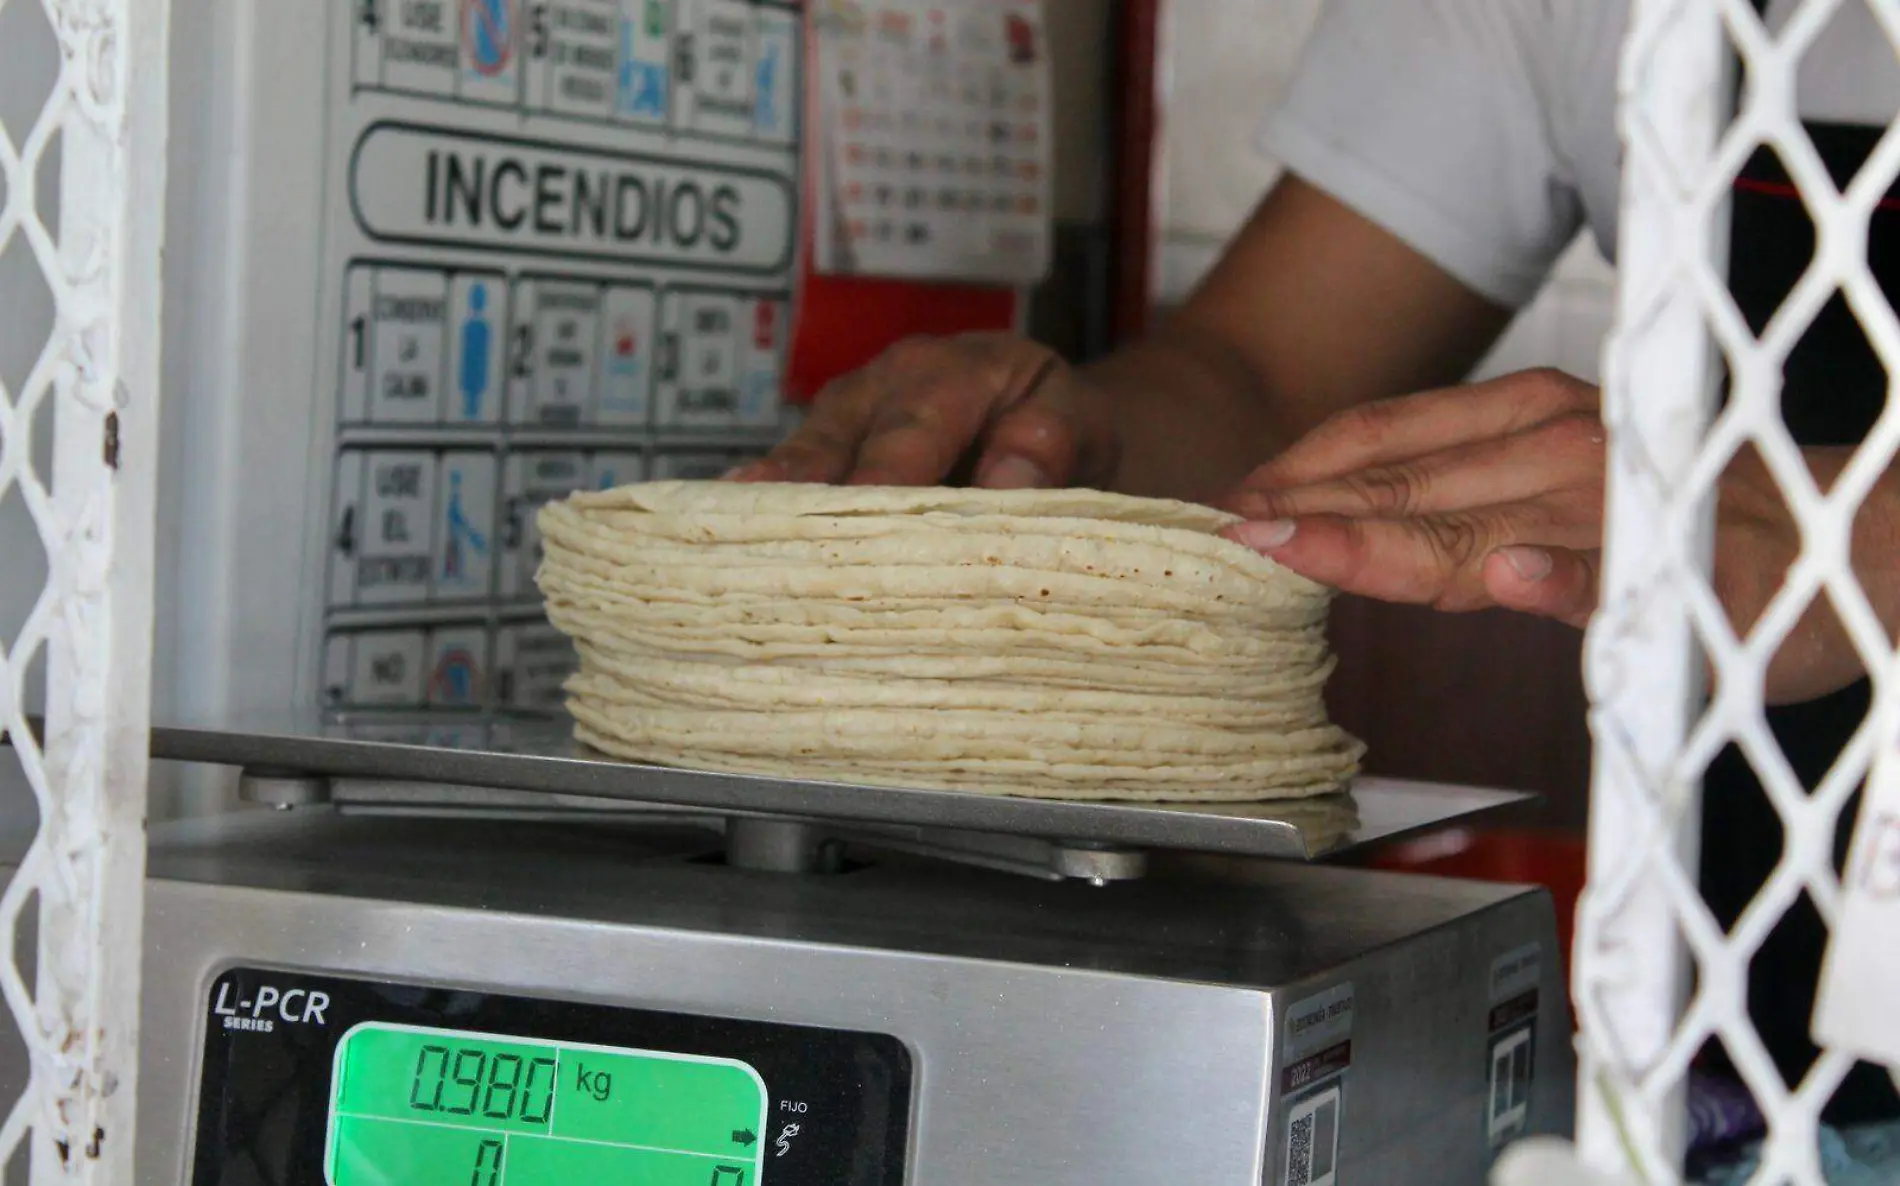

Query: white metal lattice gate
left=0, top=0, right=168, bottom=1183
left=1499, top=0, right=1900, bottom=1183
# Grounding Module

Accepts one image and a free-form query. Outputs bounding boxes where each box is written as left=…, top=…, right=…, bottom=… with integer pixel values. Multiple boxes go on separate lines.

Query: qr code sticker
left=1487, top=1027, right=1534, bottom=1145
left=1283, top=1084, right=1341, bottom=1186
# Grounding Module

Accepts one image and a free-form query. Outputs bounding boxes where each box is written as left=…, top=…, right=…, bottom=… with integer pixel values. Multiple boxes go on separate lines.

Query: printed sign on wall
left=318, top=0, right=799, bottom=713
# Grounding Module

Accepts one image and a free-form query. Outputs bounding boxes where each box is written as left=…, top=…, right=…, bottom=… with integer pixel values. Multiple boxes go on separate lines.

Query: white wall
left=1151, top=0, right=1616, bottom=386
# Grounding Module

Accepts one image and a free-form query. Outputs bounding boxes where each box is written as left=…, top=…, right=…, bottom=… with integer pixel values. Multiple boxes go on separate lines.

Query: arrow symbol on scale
left=731, top=1129, right=757, bottom=1147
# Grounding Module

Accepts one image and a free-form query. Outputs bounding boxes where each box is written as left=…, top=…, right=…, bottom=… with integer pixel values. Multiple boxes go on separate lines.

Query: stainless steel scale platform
left=22, top=715, right=1577, bottom=1184
left=158, top=711, right=1532, bottom=881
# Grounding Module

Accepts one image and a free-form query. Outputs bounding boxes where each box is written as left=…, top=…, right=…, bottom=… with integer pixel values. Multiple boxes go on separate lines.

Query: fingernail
left=1499, top=546, right=1553, bottom=582
left=979, top=456, right=1051, bottom=489
left=1233, top=519, right=1297, bottom=551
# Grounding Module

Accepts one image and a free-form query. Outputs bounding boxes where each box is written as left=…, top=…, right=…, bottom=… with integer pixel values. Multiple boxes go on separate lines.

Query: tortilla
left=537, top=480, right=1363, bottom=801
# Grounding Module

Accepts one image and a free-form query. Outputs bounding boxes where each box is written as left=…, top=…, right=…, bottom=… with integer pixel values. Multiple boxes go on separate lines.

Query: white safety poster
left=1813, top=680, right=1900, bottom=1068
left=315, top=0, right=798, bottom=714
left=810, top=0, right=1051, bottom=284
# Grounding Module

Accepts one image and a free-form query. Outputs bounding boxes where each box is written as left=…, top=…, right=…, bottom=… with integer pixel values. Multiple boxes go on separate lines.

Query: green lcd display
left=325, top=1022, right=769, bottom=1186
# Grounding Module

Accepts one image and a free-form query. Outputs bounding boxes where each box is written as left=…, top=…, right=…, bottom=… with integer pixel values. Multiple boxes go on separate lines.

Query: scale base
left=106, top=810, right=1577, bottom=1186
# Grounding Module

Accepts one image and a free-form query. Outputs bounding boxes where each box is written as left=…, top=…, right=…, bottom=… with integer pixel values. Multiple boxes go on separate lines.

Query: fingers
left=847, top=381, right=987, bottom=486
left=846, top=338, right=1047, bottom=485
left=1486, top=546, right=1601, bottom=628
left=728, top=371, right=883, bottom=483
left=731, top=335, right=1088, bottom=488
left=737, top=337, right=987, bottom=485
left=1241, top=368, right=1598, bottom=492
left=1230, top=411, right=1605, bottom=522
left=1225, top=508, right=1599, bottom=612
left=972, top=355, right=1117, bottom=490
left=1215, top=368, right=1608, bottom=625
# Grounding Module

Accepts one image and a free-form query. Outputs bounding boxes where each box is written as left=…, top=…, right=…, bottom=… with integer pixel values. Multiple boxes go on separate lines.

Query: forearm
left=1849, top=465, right=1900, bottom=653
left=1079, top=177, right=1512, bottom=506
left=1797, top=446, right=1900, bottom=702
left=748, top=176, right=1514, bottom=502
left=1080, top=317, right=1299, bottom=504
left=1726, top=445, right=1900, bottom=705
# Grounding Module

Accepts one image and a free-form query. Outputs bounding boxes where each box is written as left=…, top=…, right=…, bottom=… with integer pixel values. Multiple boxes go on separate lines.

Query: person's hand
left=727, top=333, right=1120, bottom=489
left=1218, top=369, right=1611, bottom=624
left=1217, top=367, right=1843, bottom=703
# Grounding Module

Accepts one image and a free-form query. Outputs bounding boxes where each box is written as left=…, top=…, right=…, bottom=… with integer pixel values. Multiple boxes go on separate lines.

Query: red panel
left=785, top=270, right=1019, bottom=404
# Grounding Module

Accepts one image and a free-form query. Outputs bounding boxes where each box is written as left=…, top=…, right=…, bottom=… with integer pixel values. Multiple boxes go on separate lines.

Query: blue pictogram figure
left=442, top=470, right=489, bottom=582
left=466, top=0, right=513, bottom=76
left=741, top=372, right=774, bottom=421
left=754, top=42, right=782, bottom=132
left=433, top=649, right=479, bottom=705
left=623, top=61, right=669, bottom=117
left=620, top=18, right=669, bottom=118
left=459, top=284, right=492, bottom=420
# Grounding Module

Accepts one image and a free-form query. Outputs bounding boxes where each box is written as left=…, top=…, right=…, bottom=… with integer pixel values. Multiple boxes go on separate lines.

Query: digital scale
left=10, top=714, right=1577, bottom=1185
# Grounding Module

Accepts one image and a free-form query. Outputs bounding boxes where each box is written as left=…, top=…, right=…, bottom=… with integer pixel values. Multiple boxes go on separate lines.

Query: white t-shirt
left=1260, top=0, right=1900, bottom=309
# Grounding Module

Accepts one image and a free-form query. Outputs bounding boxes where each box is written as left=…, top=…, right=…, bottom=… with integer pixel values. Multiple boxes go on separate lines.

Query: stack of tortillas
left=535, top=481, right=1363, bottom=802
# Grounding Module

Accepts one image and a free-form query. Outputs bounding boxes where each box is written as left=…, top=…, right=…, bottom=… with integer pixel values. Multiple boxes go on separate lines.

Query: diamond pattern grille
left=1567, top=1, right=1900, bottom=1182
left=0, top=0, right=162, bottom=1181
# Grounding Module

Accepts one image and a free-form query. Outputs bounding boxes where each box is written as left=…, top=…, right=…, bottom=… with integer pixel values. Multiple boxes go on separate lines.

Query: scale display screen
left=327, top=1024, right=769, bottom=1186
left=191, top=968, right=910, bottom=1186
